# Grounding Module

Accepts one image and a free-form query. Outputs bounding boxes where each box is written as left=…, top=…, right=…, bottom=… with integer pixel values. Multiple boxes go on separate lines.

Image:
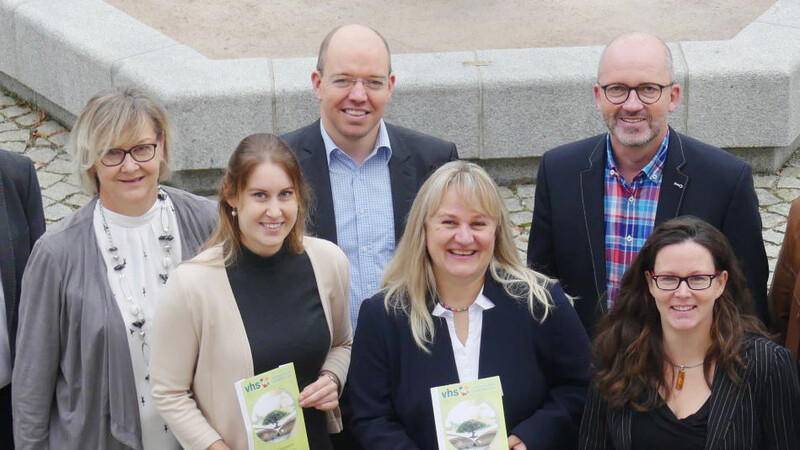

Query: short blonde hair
left=381, top=161, right=555, bottom=351
left=69, top=88, right=172, bottom=194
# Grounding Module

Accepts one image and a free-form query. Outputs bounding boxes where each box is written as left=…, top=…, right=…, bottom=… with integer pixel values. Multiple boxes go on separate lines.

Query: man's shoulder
left=540, top=133, right=606, bottom=168
left=673, top=131, right=748, bottom=172
left=385, top=122, right=456, bottom=154
left=280, top=121, right=321, bottom=151
left=0, top=149, right=34, bottom=178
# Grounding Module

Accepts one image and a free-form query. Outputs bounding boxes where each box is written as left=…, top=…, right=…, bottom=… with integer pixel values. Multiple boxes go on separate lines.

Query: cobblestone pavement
left=1, top=90, right=795, bottom=282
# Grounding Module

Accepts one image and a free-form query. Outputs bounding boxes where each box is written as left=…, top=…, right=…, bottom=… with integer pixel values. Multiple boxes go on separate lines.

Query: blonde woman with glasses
left=12, top=88, right=216, bottom=449
left=347, top=161, right=591, bottom=449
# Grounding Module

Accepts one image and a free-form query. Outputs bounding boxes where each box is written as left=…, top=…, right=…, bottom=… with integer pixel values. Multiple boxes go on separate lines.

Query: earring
left=231, top=208, right=237, bottom=217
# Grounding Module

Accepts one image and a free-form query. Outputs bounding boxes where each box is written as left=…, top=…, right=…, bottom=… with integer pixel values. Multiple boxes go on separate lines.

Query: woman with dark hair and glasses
left=579, top=216, right=800, bottom=450
left=12, top=88, right=217, bottom=449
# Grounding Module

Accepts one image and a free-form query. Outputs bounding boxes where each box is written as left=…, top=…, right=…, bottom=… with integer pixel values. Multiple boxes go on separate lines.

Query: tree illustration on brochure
left=263, top=410, right=290, bottom=428
left=456, top=419, right=488, bottom=438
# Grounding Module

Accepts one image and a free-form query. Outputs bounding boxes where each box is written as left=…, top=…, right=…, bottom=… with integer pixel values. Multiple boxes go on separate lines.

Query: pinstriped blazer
left=578, top=336, right=800, bottom=450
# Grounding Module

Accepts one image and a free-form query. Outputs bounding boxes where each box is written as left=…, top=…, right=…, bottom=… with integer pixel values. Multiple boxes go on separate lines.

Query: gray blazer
left=12, top=186, right=217, bottom=450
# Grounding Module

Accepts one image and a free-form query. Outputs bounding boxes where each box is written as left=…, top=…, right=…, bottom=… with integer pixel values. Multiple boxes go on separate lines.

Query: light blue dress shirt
left=321, top=120, right=395, bottom=327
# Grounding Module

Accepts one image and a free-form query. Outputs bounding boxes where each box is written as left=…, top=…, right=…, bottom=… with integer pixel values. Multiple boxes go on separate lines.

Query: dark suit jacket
left=0, top=150, right=44, bottom=361
left=347, top=277, right=591, bottom=449
left=578, top=335, right=800, bottom=450
left=281, top=120, right=458, bottom=244
left=527, top=129, right=769, bottom=333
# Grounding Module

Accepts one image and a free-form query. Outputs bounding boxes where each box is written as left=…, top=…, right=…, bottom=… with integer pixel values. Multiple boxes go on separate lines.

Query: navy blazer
left=0, top=150, right=44, bottom=361
left=281, top=120, right=459, bottom=244
left=527, top=129, right=769, bottom=333
left=347, top=277, right=591, bottom=449
left=579, top=336, right=800, bottom=450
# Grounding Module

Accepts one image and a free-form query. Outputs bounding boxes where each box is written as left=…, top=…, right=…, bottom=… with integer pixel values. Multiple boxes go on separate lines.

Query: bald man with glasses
left=527, top=32, right=768, bottom=335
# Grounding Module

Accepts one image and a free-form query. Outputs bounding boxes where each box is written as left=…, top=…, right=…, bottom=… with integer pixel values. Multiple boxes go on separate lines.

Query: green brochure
left=430, top=376, right=508, bottom=450
left=234, top=363, right=310, bottom=450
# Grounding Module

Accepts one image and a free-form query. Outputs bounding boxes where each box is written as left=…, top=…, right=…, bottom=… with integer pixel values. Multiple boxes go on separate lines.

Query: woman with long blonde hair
left=347, top=160, right=590, bottom=449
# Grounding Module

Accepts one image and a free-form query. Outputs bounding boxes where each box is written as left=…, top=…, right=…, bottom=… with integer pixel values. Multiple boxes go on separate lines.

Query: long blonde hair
left=381, top=161, right=556, bottom=351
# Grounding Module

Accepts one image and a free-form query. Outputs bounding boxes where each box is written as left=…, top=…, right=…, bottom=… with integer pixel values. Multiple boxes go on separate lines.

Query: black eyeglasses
left=649, top=272, right=720, bottom=291
left=101, top=143, right=158, bottom=167
left=599, top=83, right=674, bottom=105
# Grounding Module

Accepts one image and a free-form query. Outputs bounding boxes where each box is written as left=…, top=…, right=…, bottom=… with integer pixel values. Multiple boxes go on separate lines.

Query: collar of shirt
left=605, top=130, right=670, bottom=186
left=431, top=287, right=495, bottom=318
left=320, top=119, right=392, bottom=166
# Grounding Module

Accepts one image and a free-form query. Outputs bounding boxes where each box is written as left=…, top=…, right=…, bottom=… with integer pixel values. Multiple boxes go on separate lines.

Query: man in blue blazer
left=527, top=32, right=768, bottom=334
left=0, top=149, right=45, bottom=447
left=282, top=25, right=458, bottom=327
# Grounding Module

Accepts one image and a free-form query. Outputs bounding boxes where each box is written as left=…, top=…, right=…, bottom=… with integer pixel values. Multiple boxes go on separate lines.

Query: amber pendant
left=676, top=367, right=686, bottom=390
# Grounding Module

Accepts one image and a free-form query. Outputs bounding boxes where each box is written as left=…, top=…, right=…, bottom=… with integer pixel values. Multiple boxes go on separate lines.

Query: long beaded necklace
left=671, top=361, right=704, bottom=390
left=98, top=189, right=174, bottom=342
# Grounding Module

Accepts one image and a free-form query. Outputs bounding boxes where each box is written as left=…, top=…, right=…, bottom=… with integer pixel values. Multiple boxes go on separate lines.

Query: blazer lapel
left=477, top=279, right=504, bottom=378
left=386, top=126, right=416, bottom=244
left=705, top=363, right=750, bottom=450
left=655, top=128, right=689, bottom=225
left=579, top=137, right=608, bottom=312
left=296, top=121, right=338, bottom=243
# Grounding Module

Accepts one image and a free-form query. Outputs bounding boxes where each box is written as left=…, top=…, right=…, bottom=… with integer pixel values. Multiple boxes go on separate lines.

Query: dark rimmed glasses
left=100, top=143, right=158, bottom=167
left=649, top=272, right=720, bottom=291
left=599, top=83, right=674, bottom=105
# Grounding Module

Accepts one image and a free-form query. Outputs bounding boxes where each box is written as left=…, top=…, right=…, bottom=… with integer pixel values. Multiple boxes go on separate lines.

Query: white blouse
left=93, top=195, right=182, bottom=450
left=431, top=289, right=495, bottom=383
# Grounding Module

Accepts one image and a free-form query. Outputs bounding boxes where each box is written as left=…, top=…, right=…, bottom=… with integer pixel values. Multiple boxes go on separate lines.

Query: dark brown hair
left=591, top=216, right=766, bottom=410
left=203, top=133, right=311, bottom=263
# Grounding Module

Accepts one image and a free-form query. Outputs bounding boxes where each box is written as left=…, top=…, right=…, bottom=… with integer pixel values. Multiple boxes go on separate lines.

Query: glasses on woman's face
left=649, top=272, right=720, bottom=291
left=100, top=143, right=158, bottom=167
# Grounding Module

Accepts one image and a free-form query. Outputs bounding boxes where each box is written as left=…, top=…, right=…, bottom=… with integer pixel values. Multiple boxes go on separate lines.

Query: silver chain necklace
left=98, top=189, right=174, bottom=341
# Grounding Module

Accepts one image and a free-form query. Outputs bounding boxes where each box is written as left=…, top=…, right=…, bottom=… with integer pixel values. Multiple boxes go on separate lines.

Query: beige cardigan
left=150, top=237, right=352, bottom=450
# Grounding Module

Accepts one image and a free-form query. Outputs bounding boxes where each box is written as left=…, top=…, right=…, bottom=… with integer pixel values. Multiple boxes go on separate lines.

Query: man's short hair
left=315, top=25, right=393, bottom=74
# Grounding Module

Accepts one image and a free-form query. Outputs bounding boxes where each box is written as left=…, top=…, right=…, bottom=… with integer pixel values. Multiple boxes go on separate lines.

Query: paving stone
left=779, top=166, right=800, bottom=178
left=752, top=175, right=776, bottom=189
left=775, top=188, right=800, bottom=202
left=767, top=202, right=792, bottom=218
left=760, top=211, right=785, bottom=230
left=35, top=171, right=63, bottom=189
left=40, top=195, right=57, bottom=208
left=516, top=184, right=535, bottom=199
left=763, top=229, right=785, bottom=246
left=0, top=105, right=30, bottom=119
left=766, top=243, right=781, bottom=260
left=2, top=142, right=26, bottom=153
left=498, top=186, right=513, bottom=199
left=504, top=197, right=523, bottom=212
left=756, top=188, right=781, bottom=207
left=777, top=177, right=800, bottom=189
left=45, top=157, right=74, bottom=175
left=25, top=146, right=58, bottom=164
left=0, top=121, right=16, bottom=132
left=15, top=112, right=40, bottom=127
left=64, top=193, right=91, bottom=208
left=36, top=120, right=66, bottom=137
left=509, top=211, right=532, bottom=227
left=0, top=95, right=16, bottom=106
left=47, top=132, right=69, bottom=147
left=43, top=181, right=82, bottom=201
left=0, top=129, right=29, bottom=142
left=44, top=203, right=73, bottom=222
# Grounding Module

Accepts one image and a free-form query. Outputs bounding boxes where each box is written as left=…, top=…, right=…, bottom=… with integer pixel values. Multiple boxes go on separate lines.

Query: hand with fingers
left=508, top=434, right=527, bottom=450
left=298, top=370, right=340, bottom=411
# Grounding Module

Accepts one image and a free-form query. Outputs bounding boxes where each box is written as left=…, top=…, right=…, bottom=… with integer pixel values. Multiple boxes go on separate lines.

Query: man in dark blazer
left=0, top=149, right=45, bottom=447
left=527, top=32, right=768, bottom=335
left=282, top=24, right=458, bottom=327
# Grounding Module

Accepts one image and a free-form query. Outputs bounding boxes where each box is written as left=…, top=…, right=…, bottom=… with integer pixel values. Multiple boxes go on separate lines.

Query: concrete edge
left=1, top=0, right=799, bottom=182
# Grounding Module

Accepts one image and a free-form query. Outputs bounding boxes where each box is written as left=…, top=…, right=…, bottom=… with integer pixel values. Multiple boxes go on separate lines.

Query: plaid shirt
left=604, top=131, right=669, bottom=306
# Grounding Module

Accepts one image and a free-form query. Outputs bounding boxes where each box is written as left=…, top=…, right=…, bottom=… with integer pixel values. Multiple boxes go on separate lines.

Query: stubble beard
left=604, top=112, right=664, bottom=148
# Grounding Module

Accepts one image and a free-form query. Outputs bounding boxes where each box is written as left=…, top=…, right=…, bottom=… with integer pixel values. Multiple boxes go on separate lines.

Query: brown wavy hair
left=202, top=133, right=311, bottom=264
left=591, top=216, right=766, bottom=410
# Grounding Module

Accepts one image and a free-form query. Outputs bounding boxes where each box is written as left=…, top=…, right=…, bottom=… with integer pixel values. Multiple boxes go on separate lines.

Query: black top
left=630, top=397, right=710, bottom=450
left=227, top=243, right=332, bottom=449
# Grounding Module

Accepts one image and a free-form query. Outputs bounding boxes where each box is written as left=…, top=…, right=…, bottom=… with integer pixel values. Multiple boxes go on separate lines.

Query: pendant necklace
left=671, top=361, right=704, bottom=390
left=438, top=300, right=472, bottom=313
left=99, top=189, right=174, bottom=345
